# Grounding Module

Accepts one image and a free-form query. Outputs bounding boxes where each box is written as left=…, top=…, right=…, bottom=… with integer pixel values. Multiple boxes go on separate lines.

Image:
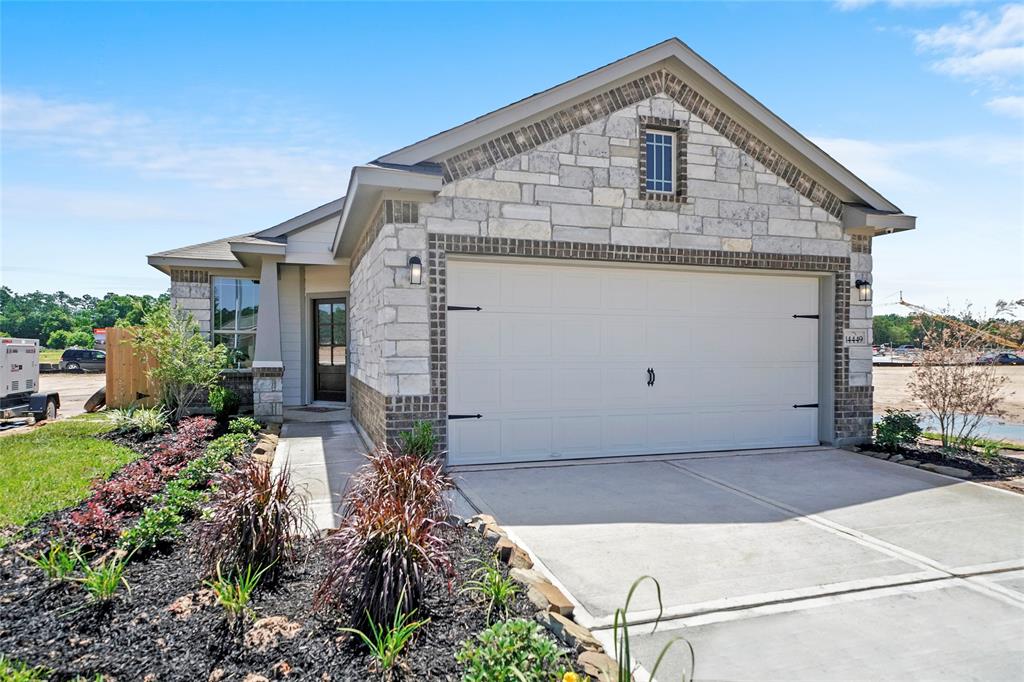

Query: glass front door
left=314, top=298, right=347, bottom=402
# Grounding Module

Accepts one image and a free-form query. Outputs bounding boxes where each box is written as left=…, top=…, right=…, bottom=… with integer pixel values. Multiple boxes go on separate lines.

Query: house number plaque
left=843, top=329, right=867, bottom=346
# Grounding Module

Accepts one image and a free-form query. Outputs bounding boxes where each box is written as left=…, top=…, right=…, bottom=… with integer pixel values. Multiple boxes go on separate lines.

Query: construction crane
left=898, top=293, right=1024, bottom=351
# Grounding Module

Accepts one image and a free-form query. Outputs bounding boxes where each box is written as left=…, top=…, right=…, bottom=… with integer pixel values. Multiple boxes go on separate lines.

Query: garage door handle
left=793, top=403, right=819, bottom=408
left=647, top=368, right=654, bottom=386
left=449, top=414, right=482, bottom=420
left=651, top=368, right=656, bottom=386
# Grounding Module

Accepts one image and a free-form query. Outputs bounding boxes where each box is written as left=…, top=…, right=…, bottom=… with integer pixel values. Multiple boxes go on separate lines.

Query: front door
left=313, top=298, right=347, bottom=402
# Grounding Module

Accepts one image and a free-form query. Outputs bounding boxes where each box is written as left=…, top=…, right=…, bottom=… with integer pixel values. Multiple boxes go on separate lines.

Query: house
left=148, top=38, right=915, bottom=465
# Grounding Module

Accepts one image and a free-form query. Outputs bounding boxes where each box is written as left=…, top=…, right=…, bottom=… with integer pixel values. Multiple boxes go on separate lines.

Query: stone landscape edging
left=850, top=446, right=974, bottom=479
left=460, top=513, right=620, bottom=681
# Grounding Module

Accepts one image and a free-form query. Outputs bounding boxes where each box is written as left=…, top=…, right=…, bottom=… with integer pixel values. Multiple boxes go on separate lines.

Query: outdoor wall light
left=855, top=279, right=872, bottom=302
left=408, top=256, right=423, bottom=285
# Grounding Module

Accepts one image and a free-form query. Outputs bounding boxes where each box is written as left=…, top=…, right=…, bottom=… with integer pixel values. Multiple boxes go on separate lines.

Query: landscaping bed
left=0, top=522, right=544, bottom=680
left=0, top=415, right=584, bottom=681
left=862, top=441, right=1024, bottom=479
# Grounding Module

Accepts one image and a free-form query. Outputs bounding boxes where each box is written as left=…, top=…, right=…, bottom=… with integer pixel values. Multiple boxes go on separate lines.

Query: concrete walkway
left=271, top=420, right=367, bottom=531
left=456, top=447, right=1024, bottom=681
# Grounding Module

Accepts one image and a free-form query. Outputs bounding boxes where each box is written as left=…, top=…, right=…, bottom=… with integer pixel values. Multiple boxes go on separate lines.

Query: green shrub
left=78, top=554, right=129, bottom=602
left=208, top=385, right=241, bottom=419
left=205, top=563, right=270, bottom=626
left=20, top=541, right=79, bottom=582
left=874, top=409, right=922, bottom=453
left=461, top=559, right=519, bottom=623
left=398, top=420, right=437, bottom=458
left=120, top=504, right=183, bottom=551
left=107, top=407, right=137, bottom=431
left=340, top=595, right=429, bottom=674
left=130, top=407, right=170, bottom=436
left=0, top=654, right=49, bottom=681
left=456, top=619, right=567, bottom=682
left=228, top=416, right=262, bottom=437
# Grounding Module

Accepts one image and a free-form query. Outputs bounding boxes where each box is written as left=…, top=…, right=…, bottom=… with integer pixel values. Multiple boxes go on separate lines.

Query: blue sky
left=2, top=1, right=1022, bottom=314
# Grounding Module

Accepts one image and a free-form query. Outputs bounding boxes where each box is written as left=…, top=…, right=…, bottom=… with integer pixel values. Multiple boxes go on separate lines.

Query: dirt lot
left=37, top=372, right=106, bottom=419
left=874, top=365, right=1024, bottom=422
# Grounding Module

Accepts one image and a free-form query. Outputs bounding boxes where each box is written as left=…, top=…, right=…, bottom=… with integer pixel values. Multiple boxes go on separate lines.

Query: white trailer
left=1, top=338, right=60, bottom=421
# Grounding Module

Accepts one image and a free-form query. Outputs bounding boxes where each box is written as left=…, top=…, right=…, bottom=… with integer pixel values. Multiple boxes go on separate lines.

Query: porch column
left=253, top=257, right=284, bottom=423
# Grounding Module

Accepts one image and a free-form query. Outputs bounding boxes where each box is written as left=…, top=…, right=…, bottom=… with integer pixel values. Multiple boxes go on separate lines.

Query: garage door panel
left=502, top=417, right=553, bottom=455
left=451, top=314, right=501, bottom=360
left=553, top=318, right=602, bottom=358
left=450, top=263, right=502, bottom=308
left=602, top=318, right=646, bottom=358
left=447, top=259, right=821, bottom=465
left=500, top=316, right=551, bottom=358
left=552, top=368, right=604, bottom=408
left=554, top=415, right=605, bottom=455
left=449, top=366, right=501, bottom=412
left=602, top=273, right=648, bottom=310
left=501, top=367, right=552, bottom=410
left=501, top=269, right=552, bottom=308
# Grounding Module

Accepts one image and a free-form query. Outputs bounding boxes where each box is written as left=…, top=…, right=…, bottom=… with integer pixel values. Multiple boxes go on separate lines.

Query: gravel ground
left=874, top=365, right=1024, bottom=423
left=38, top=372, right=106, bottom=419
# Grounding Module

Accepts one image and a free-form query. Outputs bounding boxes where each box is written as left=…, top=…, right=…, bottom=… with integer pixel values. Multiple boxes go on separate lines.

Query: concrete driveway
left=456, top=447, right=1024, bottom=681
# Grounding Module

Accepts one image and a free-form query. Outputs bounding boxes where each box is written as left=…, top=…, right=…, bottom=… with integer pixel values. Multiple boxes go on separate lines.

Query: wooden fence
left=105, top=327, right=160, bottom=409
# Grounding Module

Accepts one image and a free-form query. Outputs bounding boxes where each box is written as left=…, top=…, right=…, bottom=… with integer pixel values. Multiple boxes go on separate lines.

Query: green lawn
left=0, top=415, right=137, bottom=533
left=39, top=348, right=63, bottom=363
left=921, top=431, right=1024, bottom=452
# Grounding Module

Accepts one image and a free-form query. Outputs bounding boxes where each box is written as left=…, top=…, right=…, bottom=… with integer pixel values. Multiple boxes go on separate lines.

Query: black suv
left=59, top=348, right=107, bottom=372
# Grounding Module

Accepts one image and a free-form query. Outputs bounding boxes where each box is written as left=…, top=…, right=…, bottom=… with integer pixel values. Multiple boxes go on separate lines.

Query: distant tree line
left=873, top=304, right=1024, bottom=348
left=0, top=287, right=169, bottom=349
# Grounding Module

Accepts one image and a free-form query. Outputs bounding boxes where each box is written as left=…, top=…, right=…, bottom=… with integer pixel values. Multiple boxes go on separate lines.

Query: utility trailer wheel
left=33, top=397, right=57, bottom=422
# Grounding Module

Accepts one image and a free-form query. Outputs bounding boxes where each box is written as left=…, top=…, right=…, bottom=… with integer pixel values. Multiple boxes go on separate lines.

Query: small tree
left=47, top=328, right=94, bottom=349
left=132, top=304, right=228, bottom=422
left=907, top=308, right=1009, bottom=449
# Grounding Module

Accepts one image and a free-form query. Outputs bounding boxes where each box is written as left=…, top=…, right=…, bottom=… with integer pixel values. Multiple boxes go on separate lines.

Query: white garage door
left=447, top=259, right=820, bottom=465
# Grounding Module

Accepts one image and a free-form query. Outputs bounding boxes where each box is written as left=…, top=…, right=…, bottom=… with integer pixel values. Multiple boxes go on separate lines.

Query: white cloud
left=0, top=92, right=372, bottom=201
left=915, top=4, right=1024, bottom=80
left=836, top=0, right=979, bottom=10
left=814, top=133, right=1024, bottom=192
left=986, top=94, right=1024, bottom=117
left=1, top=186, right=198, bottom=223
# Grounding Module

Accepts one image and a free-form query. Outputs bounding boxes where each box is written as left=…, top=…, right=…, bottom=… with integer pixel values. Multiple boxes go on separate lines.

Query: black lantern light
left=408, top=256, right=423, bottom=285
left=855, top=279, right=872, bottom=302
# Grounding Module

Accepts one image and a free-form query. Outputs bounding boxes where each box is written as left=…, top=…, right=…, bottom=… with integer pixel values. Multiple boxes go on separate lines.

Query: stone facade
left=252, top=366, right=284, bottom=423
left=169, top=269, right=211, bottom=335
left=347, top=86, right=874, bottom=453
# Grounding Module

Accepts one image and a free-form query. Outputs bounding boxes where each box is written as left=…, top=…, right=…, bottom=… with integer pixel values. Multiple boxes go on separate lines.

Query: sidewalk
left=270, top=420, right=368, bottom=531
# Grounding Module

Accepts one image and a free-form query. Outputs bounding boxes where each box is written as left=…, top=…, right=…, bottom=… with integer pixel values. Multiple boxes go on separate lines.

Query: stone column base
left=252, top=366, right=285, bottom=424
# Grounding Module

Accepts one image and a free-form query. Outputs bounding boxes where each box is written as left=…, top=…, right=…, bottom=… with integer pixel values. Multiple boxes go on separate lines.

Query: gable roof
left=377, top=38, right=899, bottom=214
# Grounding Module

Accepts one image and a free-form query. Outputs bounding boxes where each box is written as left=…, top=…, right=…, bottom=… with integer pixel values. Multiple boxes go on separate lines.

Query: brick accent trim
left=439, top=69, right=844, bottom=219
left=170, top=268, right=210, bottom=283
left=351, top=375, right=386, bottom=448
left=638, top=116, right=688, bottom=203
left=851, top=235, right=872, bottom=254
left=410, top=233, right=868, bottom=461
left=351, top=199, right=420, bottom=273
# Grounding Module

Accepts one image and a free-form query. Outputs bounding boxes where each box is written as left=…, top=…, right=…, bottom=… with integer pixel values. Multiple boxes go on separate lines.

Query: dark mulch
left=862, top=442, right=1024, bottom=479
left=0, top=521, right=555, bottom=681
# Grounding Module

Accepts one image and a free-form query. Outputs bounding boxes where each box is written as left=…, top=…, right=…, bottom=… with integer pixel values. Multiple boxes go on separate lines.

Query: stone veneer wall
left=347, top=84, right=876, bottom=452
left=252, top=366, right=284, bottom=423
left=169, top=269, right=211, bottom=335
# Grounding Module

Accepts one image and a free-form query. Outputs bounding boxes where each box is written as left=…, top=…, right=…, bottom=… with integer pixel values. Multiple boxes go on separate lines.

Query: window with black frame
left=212, top=278, right=259, bottom=368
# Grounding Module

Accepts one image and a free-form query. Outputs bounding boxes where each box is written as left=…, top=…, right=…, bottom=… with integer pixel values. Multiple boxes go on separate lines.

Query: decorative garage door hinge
left=448, top=414, right=482, bottom=420
left=447, top=305, right=482, bottom=311
left=792, top=314, right=819, bottom=319
left=792, top=403, right=819, bottom=408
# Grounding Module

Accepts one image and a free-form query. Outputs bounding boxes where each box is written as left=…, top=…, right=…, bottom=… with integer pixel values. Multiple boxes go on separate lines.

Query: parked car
left=978, top=352, right=1024, bottom=366
left=893, top=344, right=917, bottom=353
left=59, top=348, right=106, bottom=372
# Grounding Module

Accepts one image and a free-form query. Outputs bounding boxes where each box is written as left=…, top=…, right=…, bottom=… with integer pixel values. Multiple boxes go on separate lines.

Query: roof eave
left=843, top=205, right=917, bottom=237
left=147, top=255, right=243, bottom=274
left=255, top=196, right=346, bottom=239
left=331, top=165, right=444, bottom=257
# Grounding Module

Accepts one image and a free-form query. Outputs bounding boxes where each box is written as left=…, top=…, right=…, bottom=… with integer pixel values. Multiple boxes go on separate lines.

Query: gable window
left=212, top=277, right=259, bottom=368
left=645, top=130, right=675, bottom=193
left=638, top=116, right=687, bottom=204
